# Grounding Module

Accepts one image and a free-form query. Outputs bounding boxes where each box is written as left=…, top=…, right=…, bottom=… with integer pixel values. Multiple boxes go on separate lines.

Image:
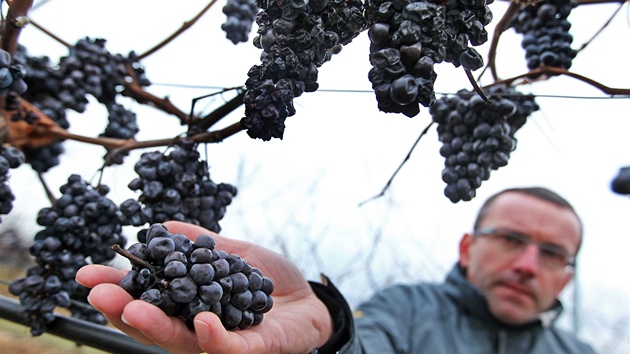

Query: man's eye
left=498, top=234, right=525, bottom=247
left=540, top=248, right=567, bottom=262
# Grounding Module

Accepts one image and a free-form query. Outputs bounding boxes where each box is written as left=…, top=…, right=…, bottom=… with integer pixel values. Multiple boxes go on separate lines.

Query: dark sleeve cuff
left=308, top=274, right=355, bottom=354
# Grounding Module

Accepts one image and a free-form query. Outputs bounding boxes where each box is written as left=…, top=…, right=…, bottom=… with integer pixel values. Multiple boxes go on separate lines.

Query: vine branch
left=358, top=120, right=434, bottom=207
left=25, top=17, right=71, bottom=48
left=575, top=1, right=626, bottom=52
left=120, top=63, right=190, bottom=123
left=137, top=0, right=219, bottom=60
left=493, top=66, right=630, bottom=96
left=194, top=89, right=246, bottom=131
left=477, top=1, right=521, bottom=82
left=1, top=0, right=33, bottom=57
left=482, top=0, right=629, bottom=83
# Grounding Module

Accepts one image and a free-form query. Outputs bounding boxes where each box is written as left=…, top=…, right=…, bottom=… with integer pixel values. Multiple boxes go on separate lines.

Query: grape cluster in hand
left=510, top=0, right=577, bottom=74
left=121, top=138, right=237, bottom=234
left=9, top=174, right=127, bottom=335
left=430, top=85, right=539, bottom=202
left=242, top=0, right=366, bottom=140
left=118, top=223, right=274, bottom=330
left=222, top=0, right=260, bottom=44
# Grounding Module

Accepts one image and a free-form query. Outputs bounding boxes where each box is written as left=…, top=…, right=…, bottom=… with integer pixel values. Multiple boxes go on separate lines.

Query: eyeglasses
left=473, top=227, right=576, bottom=271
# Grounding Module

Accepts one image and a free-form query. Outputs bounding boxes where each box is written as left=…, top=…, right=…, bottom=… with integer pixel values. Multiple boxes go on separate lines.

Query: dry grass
left=0, top=317, right=109, bottom=354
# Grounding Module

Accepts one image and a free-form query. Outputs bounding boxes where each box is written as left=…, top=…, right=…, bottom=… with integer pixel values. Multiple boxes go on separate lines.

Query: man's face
left=459, top=192, right=581, bottom=325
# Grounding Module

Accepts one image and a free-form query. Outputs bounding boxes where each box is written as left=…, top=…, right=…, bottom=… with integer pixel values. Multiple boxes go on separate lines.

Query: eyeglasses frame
left=472, top=227, right=577, bottom=271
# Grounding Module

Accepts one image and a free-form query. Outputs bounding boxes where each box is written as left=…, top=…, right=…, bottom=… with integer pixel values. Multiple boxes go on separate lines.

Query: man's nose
left=512, top=244, right=540, bottom=276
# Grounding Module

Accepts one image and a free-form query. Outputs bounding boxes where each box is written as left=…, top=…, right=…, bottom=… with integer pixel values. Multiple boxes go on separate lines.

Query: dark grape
left=121, top=138, right=237, bottom=234
left=117, top=223, right=274, bottom=330
left=510, top=0, right=578, bottom=75
left=222, top=0, right=260, bottom=44
left=364, top=0, right=493, bottom=117
left=9, top=174, right=127, bottom=335
left=0, top=147, right=24, bottom=222
left=612, top=167, right=630, bottom=195
left=243, top=0, right=367, bottom=140
left=13, top=41, right=149, bottom=172
left=430, top=85, right=539, bottom=203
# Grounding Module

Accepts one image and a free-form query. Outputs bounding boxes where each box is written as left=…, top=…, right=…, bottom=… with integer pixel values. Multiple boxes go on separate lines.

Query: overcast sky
left=5, top=0, right=630, bottom=352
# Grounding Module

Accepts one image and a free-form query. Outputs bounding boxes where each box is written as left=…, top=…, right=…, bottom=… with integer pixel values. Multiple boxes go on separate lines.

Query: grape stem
left=465, top=69, right=491, bottom=103
left=36, top=171, right=57, bottom=205
left=112, top=244, right=157, bottom=272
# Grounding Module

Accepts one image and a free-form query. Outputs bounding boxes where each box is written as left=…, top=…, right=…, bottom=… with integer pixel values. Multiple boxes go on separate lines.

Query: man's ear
left=459, top=233, right=474, bottom=268
left=557, top=271, right=574, bottom=295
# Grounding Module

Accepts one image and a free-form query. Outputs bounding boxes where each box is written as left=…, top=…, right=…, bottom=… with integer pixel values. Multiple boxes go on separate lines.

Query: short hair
left=473, top=187, right=583, bottom=249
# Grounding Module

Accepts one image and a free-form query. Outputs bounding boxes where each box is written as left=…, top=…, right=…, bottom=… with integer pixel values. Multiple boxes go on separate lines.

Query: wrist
left=308, top=274, right=354, bottom=354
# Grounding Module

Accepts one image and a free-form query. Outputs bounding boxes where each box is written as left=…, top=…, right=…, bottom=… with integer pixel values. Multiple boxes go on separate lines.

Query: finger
left=194, top=312, right=263, bottom=354
left=163, top=220, right=217, bottom=242
left=87, top=283, right=154, bottom=345
left=122, top=300, right=201, bottom=354
left=76, top=264, right=128, bottom=288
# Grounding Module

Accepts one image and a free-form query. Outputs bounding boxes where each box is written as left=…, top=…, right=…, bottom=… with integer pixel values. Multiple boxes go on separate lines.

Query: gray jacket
left=322, top=265, right=596, bottom=354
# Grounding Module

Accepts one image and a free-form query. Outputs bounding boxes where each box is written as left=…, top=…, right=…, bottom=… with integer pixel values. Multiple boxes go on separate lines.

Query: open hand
left=76, top=221, right=332, bottom=354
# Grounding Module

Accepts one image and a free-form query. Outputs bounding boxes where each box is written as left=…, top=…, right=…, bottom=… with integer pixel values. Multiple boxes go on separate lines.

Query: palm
left=76, top=221, right=331, bottom=354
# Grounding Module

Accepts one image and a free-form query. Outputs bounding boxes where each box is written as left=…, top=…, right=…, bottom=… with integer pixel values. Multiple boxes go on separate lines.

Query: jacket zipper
left=497, top=328, right=507, bottom=354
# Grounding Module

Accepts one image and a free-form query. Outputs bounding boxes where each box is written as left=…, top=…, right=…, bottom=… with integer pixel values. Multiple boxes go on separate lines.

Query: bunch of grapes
left=222, top=0, right=260, bottom=44
left=242, top=0, right=366, bottom=140
left=364, top=0, right=493, bottom=117
left=100, top=103, right=140, bottom=165
left=0, top=48, right=28, bottom=96
left=0, top=146, right=26, bottom=223
left=12, top=45, right=70, bottom=172
left=13, top=44, right=68, bottom=128
left=510, top=0, right=577, bottom=73
left=429, top=85, right=539, bottom=202
left=117, top=223, right=274, bottom=330
left=442, top=0, right=493, bottom=69
left=13, top=41, right=149, bottom=172
left=365, top=0, right=444, bottom=117
left=9, top=174, right=127, bottom=335
left=121, top=138, right=237, bottom=234
left=57, top=37, right=150, bottom=109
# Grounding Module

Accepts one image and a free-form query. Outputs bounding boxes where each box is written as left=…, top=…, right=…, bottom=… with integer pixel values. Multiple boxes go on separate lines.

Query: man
left=76, top=186, right=597, bottom=353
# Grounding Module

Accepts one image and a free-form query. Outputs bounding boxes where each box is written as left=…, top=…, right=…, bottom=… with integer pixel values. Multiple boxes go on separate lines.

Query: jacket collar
left=444, top=264, right=564, bottom=329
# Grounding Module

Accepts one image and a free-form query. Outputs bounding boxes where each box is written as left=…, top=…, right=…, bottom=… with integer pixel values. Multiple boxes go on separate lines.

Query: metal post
left=0, top=295, right=170, bottom=354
